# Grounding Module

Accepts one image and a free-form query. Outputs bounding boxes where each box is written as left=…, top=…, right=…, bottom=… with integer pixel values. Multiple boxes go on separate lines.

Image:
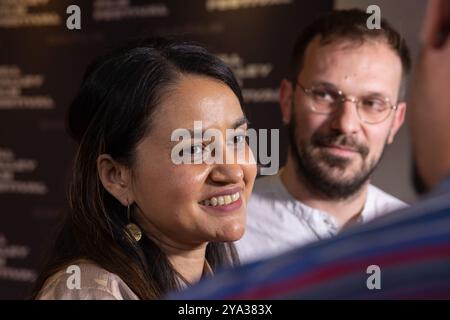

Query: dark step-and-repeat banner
left=0, top=0, right=332, bottom=299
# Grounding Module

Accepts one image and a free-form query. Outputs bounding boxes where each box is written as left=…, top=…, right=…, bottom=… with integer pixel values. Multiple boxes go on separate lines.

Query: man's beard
left=288, top=117, right=384, bottom=200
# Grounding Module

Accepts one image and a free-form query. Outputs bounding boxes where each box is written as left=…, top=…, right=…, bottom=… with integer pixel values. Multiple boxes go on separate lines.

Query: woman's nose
left=209, top=163, right=244, bottom=184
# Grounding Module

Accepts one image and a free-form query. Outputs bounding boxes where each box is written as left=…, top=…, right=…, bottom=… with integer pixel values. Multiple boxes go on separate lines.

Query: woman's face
left=130, top=74, right=256, bottom=250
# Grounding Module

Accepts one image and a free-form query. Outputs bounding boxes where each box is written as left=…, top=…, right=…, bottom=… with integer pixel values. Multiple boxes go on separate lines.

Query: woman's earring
left=125, top=202, right=142, bottom=242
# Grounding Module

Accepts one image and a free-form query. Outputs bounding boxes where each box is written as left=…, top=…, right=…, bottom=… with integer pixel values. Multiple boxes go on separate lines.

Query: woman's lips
left=198, top=186, right=244, bottom=212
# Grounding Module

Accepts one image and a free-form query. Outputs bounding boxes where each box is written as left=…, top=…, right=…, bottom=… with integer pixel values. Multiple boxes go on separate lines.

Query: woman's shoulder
left=36, top=259, right=139, bottom=300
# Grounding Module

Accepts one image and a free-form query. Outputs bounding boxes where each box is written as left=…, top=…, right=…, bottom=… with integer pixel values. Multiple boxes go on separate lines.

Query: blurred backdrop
left=0, top=0, right=426, bottom=299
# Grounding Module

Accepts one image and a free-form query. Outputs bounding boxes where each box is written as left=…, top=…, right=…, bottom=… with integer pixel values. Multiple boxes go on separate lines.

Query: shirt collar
left=275, top=171, right=369, bottom=226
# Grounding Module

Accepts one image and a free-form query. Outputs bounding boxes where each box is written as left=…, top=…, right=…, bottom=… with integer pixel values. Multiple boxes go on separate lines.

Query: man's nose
left=330, top=98, right=361, bottom=134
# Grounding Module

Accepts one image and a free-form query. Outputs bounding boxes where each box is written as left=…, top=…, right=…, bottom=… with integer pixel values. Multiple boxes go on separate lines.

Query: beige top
left=36, top=260, right=140, bottom=300
left=36, top=259, right=214, bottom=300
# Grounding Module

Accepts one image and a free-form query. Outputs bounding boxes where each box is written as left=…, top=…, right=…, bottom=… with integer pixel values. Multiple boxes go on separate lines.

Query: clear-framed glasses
left=297, top=82, right=398, bottom=124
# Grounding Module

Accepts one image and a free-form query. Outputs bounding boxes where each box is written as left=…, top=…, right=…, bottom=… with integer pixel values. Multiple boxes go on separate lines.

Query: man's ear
left=97, top=154, right=133, bottom=206
left=279, top=79, right=294, bottom=125
left=387, top=102, right=407, bottom=144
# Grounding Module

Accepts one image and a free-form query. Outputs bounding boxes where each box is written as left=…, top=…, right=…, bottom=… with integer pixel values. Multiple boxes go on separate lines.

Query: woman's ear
left=97, top=154, right=133, bottom=206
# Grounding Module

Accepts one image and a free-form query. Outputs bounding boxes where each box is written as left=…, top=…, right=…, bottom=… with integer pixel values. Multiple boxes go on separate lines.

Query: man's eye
left=312, top=89, right=336, bottom=101
left=362, top=98, right=387, bottom=111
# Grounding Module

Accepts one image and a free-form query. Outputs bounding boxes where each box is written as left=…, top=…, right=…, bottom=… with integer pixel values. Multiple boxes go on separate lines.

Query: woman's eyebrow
left=231, top=116, right=249, bottom=129
left=184, top=116, right=250, bottom=137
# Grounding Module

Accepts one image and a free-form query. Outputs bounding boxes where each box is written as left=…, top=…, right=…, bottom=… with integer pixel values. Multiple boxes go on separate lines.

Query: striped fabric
left=171, top=177, right=450, bottom=299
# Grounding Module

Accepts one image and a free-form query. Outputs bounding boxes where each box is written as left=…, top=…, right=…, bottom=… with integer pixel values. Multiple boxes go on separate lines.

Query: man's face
left=284, top=37, right=406, bottom=199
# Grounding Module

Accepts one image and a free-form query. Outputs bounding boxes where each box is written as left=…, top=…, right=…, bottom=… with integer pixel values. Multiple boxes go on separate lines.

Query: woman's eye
left=181, top=144, right=203, bottom=156
left=230, top=134, right=247, bottom=145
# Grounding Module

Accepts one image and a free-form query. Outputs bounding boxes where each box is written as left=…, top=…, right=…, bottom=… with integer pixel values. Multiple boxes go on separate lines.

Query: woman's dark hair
left=31, top=38, right=242, bottom=299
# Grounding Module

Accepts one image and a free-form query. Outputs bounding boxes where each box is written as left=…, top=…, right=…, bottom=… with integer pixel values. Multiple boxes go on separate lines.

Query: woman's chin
left=215, top=222, right=246, bottom=242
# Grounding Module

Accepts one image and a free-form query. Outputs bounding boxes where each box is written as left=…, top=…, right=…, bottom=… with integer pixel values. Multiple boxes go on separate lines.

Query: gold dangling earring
left=125, top=202, right=142, bottom=242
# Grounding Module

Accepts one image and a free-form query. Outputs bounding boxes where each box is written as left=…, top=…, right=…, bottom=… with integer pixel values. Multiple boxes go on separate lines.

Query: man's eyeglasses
left=296, top=82, right=398, bottom=124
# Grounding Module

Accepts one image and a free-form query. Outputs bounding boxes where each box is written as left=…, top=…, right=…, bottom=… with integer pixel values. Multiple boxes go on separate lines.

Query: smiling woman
left=31, top=38, right=257, bottom=300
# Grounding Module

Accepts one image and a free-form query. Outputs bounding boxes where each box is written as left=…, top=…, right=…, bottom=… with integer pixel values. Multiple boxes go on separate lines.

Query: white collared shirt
left=236, top=173, right=407, bottom=263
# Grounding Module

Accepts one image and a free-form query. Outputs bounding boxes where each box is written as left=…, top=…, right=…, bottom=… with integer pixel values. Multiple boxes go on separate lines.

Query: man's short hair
left=289, top=9, right=411, bottom=100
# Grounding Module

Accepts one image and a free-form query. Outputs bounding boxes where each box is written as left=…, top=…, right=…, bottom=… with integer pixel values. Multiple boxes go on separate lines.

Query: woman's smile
left=199, top=186, right=243, bottom=212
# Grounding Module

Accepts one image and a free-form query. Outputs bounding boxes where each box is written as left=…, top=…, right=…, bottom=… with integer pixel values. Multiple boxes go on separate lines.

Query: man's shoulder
left=368, top=184, right=406, bottom=205
left=366, top=184, right=408, bottom=218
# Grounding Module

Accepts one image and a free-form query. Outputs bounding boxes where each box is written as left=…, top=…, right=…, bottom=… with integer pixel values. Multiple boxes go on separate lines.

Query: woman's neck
left=136, top=210, right=209, bottom=285
left=166, top=245, right=208, bottom=285
left=145, top=231, right=208, bottom=285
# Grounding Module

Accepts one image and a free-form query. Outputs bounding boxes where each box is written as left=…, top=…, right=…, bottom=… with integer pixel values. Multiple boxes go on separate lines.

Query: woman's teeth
left=200, top=192, right=240, bottom=207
